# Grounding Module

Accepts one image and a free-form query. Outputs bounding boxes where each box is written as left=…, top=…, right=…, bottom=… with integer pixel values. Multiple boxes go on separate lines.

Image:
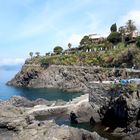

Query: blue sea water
left=0, top=66, right=81, bottom=101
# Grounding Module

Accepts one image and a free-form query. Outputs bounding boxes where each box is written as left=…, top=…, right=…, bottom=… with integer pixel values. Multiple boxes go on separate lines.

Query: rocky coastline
left=1, top=83, right=140, bottom=140
left=7, top=64, right=140, bottom=92
left=3, top=64, right=140, bottom=139
left=0, top=95, right=106, bottom=140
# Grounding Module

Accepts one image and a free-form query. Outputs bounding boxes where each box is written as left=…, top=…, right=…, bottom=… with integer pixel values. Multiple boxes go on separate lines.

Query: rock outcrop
left=0, top=97, right=106, bottom=140
left=7, top=64, right=140, bottom=92
left=89, top=84, right=140, bottom=140
left=5, top=64, right=140, bottom=139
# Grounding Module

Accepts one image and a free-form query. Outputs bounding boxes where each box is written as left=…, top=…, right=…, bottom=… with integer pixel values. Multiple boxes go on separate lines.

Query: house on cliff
left=88, top=34, right=105, bottom=44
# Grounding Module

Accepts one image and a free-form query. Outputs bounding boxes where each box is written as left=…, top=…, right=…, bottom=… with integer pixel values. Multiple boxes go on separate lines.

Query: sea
left=0, top=65, right=81, bottom=101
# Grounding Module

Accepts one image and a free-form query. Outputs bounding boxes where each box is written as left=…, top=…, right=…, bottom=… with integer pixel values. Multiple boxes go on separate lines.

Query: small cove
left=1, top=67, right=121, bottom=140
left=0, top=68, right=82, bottom=101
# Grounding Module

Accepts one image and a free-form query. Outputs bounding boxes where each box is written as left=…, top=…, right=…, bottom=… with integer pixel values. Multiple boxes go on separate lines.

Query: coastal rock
left=112, top=121, right=140, bottom=140
left=88, top=83, right=111, bottom=106
left=72, top=101, right=100, bottom=123
left=99, top=94, right=140, bottom=128
left=93, top=87, right=140, bottom=140
left=0, top=96, right=66, bottom=107
left=6, top=64, right=140, bottom=139
left=7, top=65, right=140, bottom=91
left=0, top=101, right=107, bottom=140
left=0, top=105, right=27, bottom=132
left=17, top=122, right=107, bottom=140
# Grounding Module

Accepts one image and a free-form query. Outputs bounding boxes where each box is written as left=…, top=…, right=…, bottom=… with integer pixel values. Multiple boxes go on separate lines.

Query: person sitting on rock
left=70, top=111, right=78, bottom=124
left=90, top=116, right=95, bottom=125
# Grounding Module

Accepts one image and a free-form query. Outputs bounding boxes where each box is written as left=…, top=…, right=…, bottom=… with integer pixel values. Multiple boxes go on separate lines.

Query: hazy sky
left=0, top=0, right=140, bottom=65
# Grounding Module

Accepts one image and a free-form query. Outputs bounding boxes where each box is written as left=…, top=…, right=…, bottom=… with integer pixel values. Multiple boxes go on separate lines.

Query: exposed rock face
left=88, top=83, right=111, bottom=106
left=99, top=93, right=140, bottom=127
left=5, top=64, right=140, bottom=139
left=89, top=85, right=140, bottom=140
left=10, top=96, right=66, bottom=107
left=0, top=98, right=106, bottom=140
left=7, top=65, right=140, bottom=92
left=17, top=123, right=106, bottom=140
left=9, top=68, right=40, bottom=87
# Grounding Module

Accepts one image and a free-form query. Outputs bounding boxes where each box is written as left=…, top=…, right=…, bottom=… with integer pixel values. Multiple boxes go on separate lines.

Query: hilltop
left=27, top=44, right=140, bottom=69
left=26, top=20, right=140, bottom=69
left=7, top=20, right=140, bottom=89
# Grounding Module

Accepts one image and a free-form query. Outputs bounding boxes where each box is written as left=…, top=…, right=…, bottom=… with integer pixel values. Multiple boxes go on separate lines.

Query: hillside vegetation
left=27, top=20, right=140, bottom=69
left=26, top=43, right=140, bottom=68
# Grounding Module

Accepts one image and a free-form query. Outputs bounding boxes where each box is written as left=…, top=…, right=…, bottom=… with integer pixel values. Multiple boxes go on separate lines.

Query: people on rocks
left=70, top=111, right=78, bottom=124
left=90, top=116, right=95, bottom=125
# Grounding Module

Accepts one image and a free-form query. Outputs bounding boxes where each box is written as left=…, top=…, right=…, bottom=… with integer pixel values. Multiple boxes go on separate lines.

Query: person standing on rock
left=99, top=77, right=102, bottom=83
left=137, top=90, right=140, bottom=98
left=90, top=117, right=95, bottom=125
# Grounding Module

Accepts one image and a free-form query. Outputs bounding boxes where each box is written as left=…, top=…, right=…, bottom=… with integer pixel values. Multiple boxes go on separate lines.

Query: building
left=132, top=30, right=140, bottom=38
left=88, top=34, right=105, bottom=44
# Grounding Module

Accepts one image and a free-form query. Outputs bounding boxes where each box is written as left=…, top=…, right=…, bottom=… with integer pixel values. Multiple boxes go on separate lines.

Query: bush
left=107, top=32, right=121, bottom=45
left=53, top=46, right=63, bottom=54
left=136, top=36, right=140, bottom=48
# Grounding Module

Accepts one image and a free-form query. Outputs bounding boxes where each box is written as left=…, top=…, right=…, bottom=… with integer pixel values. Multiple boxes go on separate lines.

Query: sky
left=0, top=0, right=140, bottom=66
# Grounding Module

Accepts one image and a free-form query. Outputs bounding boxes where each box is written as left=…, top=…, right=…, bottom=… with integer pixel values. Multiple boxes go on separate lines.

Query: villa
left=88, top=34, right=105, bottom=44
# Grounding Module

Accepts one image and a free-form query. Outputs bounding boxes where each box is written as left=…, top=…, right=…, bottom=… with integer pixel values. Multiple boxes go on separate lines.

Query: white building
left=132, top=30, right=140, bottom=38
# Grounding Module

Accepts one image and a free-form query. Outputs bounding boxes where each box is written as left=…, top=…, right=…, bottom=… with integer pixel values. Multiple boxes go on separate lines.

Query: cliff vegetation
left=26, top=20, right=140, bottom=69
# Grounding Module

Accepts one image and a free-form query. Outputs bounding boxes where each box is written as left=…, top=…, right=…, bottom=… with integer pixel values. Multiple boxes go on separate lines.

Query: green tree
left=35, top=52, right=40, bottom=57
left=136, top=36, right=140, bottom=48
left=68, top=43, right=72, bottom=49
left=126, top=20, right=136, bottom=39
left=107, top=32, right=121, bottom=45
left=53, top=46, right=63, bottom=54
left=110, top=23, right=117, bottom=32
left=80, top=36, right=92, bottom=51
left=45, top=52, right=50, bottom=56
left=119, top=26, right=126, bottom=42
left=29, top=52, right=33, bottom=59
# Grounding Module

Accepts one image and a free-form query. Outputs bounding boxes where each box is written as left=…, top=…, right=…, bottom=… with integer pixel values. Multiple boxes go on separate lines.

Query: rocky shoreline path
left=27, top=94, right=88, bottom=115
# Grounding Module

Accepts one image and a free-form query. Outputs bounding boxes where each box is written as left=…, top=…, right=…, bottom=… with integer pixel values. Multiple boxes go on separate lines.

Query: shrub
left=107, top=32, right=121, bottom=45
left=53, top=46, right=63, bottom=54
left=136, top=36, right=140, bottom=48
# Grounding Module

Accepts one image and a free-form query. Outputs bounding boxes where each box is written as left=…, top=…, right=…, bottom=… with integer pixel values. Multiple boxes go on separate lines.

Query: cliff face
left=8, top=64, right=140, bottom=91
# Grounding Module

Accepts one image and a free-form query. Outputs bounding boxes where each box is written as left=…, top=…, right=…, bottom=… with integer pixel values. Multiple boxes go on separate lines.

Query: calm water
left=35, top=114, right=121, bottom=140
left=0, top=66, right=81, bottom=101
